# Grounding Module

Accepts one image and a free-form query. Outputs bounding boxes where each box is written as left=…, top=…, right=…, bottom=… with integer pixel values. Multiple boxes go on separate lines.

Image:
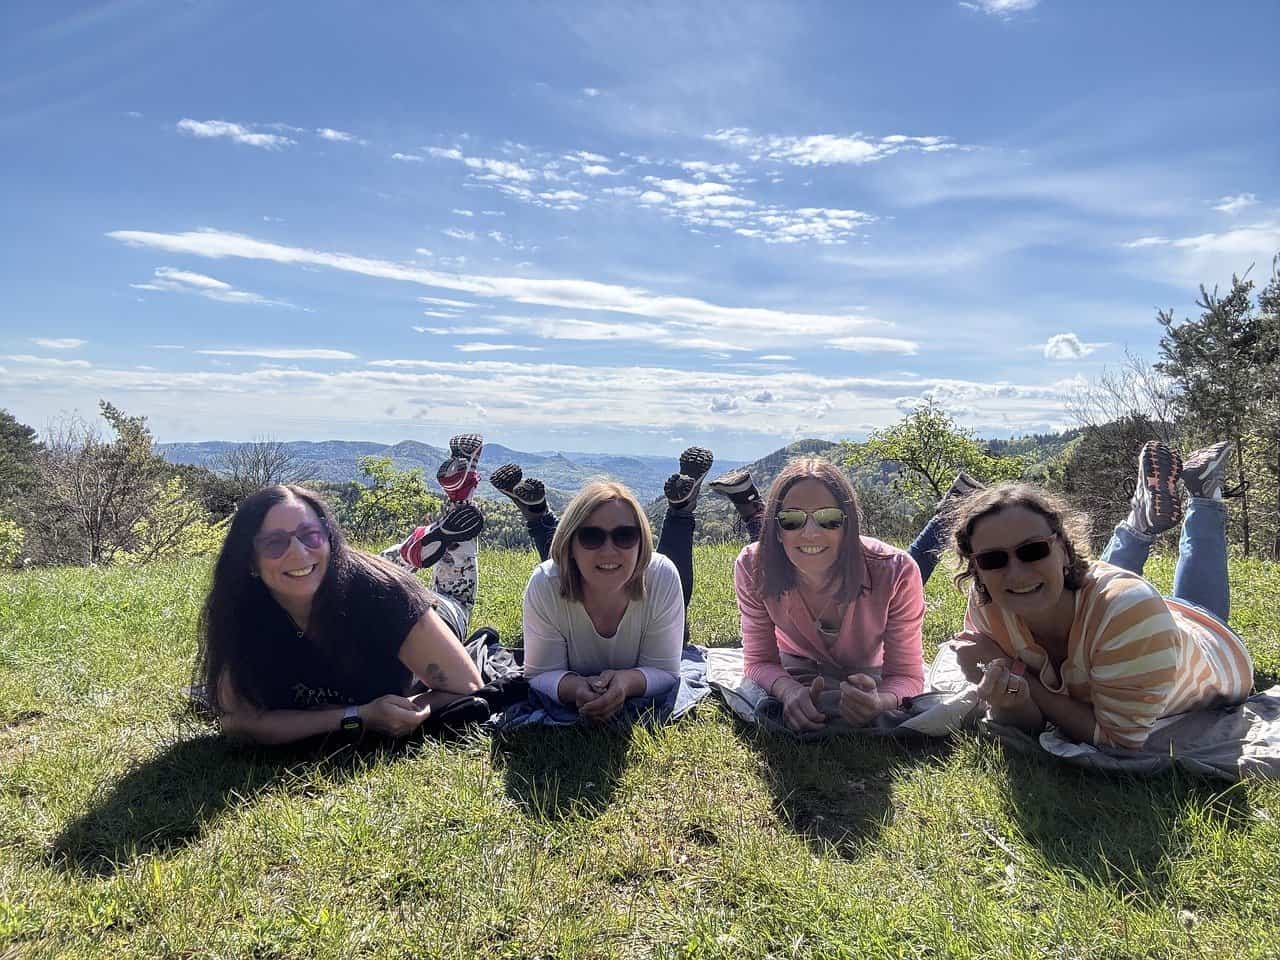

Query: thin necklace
left=285, top=610, right=306, bottom=638
left=803, top=581, right=845, bottom=638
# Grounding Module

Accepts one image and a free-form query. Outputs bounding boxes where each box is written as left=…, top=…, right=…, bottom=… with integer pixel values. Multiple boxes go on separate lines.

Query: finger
left=847, top=674, right=878, bottom=691
left=787, top=708, right=826, bottom=732
left=798, top=696, right=826, bottom=723
left=383, top=695, right=420, bottom=710
left=810, top=676, right=826, bottom=699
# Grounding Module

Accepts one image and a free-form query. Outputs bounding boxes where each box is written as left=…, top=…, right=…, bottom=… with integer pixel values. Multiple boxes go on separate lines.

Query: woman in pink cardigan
left=732, top=458, right=926, bottom=733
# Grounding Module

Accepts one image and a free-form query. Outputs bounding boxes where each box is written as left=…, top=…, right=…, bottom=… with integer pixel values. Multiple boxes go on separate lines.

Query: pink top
left=734, top=536, right=926, bottom=704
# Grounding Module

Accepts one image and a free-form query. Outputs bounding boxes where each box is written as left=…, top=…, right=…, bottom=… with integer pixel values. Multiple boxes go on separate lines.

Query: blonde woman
left=499, top=448, right=714, bottom=723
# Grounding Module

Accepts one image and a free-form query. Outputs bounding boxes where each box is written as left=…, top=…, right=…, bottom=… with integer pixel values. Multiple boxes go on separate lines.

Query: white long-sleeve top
left=521, top=554, right=684, bottom=703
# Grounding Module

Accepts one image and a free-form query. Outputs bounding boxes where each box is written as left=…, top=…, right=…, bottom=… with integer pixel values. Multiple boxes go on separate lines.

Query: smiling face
left=778, top=477, right=847, bottom=586
left=254, top=496, right=331, bottom=615
left=570, top=498, right=640, bottom=599
left=967, top=505, right=1069, bottom=619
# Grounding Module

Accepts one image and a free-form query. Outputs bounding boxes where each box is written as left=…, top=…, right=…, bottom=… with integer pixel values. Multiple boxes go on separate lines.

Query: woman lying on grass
left=950, top=440, right=1254, bottom=751
left=489, top=448, right=716, bottom=723
left=195, top=435, right=497, bottom=746
left=731, top=458, right=928, bottom=733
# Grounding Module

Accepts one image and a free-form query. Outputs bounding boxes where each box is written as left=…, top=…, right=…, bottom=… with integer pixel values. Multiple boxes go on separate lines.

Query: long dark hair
left=754, top=457, right=865, bottom=600
left=949, top=483, right=1092, bottom=605
left=194, top=484, right=433, bottom=711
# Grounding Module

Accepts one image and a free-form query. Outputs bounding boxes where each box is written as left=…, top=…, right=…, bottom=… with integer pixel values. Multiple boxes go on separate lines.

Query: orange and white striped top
left=963, top=560, right=1254, bottom=750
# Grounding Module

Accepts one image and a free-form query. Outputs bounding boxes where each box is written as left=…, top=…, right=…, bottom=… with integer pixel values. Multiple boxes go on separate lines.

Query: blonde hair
left=549, top=480, right=654, bottom=603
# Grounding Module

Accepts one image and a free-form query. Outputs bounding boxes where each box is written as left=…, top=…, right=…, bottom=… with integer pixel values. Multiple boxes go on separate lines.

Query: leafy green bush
left=0, top=516, right=23, bottom=566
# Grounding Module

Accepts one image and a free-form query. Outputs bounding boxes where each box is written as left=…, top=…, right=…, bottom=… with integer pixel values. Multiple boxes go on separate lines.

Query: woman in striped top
left=948, top=440, right=1253, bottom=751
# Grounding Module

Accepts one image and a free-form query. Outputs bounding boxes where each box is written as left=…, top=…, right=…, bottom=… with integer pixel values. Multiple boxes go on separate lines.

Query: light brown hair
left=549, top=480, right=654, bottom=603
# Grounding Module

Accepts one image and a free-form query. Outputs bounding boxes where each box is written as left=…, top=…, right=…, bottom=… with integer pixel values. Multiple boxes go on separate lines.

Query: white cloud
left=415, top=248, right=433, bottom=256
left=454, top=343, right=543, bottom=353
left=419, top=297, right=474, bottom=308
left=452, top=208, right=475, bottom=217
left=707, top=128, right=961, bottom=166
left=1123, top=236, right=1170, bottom=248
left=3, top=354, right=91, bottom=368
left=758, top=354, right=794, bottom=361
left=638, top=191, right=668, bottom=204
left=391, top=152, right=425, bottom=162
left=442, top=227, right=476, bottom=241
left=959, top=0, right=1039, bottom=15
left=1043, top=333, right=1106, bottom=361
left=106, top=228, right=888, bottom=345
left=177, top=119, right=293, bottom=150
left=129, top=266, right=295, bottom=308
left=828, top=336, right=919, bottom=355
left=31, top=338, right=87, bottom=349
left=582, top=88, right=601, bottom=97
left=708, top=396, right=740, bottom=413
left=421, top=310, right=460, bottom=318
left=428, top=146, right=537, bottom=183
left=678, top=160, right=744, bottom=180
left=568, top=151, right=609, bottom=163
left=1212, top=193, right=1259, bottom=215
left=581, top=164, right=621, bottom=177
left=413, top=325, right=507, bottom=335
left=751, top=390, right=775, bottom=403
left=316, top=127, right=360, bottom=143
left=198, top=348, right=358, bottom=360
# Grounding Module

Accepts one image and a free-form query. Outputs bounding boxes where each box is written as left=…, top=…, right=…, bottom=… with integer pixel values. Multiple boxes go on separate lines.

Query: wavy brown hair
left=755, top=457, right=864, bottom=600
left=949, top=483, right=1092, bottom=605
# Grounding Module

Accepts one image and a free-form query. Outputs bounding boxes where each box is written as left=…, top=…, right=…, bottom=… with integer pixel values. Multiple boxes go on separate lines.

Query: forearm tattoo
left=425, top=662, right=448, bottom=687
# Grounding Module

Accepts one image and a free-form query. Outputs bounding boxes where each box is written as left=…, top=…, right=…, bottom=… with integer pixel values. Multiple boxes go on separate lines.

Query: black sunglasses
left=576, top=524, right=642, bottom=550
left=776, top=507, right=847, bottom=532
left=254, top=522, right=328, bottom=559
left=973, top=536, right=1055, bottom=571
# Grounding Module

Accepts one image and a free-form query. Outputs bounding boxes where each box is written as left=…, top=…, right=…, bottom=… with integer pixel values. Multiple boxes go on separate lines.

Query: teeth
left=283, top=565, right=316, bottom=578
left=796, top=546, right=826, bottom=555
left=597, top=563, right=622, bottom=571
left=1008, top=585, right=1041, bottom=594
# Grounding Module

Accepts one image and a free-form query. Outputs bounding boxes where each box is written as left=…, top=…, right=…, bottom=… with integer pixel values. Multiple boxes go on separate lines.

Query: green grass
left=2, top=546, right=1279, bottom=958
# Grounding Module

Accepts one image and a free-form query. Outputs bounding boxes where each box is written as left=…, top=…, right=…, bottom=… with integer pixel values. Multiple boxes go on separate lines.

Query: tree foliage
left=215, top=439, right=319, bottom=504
left=340, top=456, right=441, bottom=545
left=844, top=400, right=1028, bottom=512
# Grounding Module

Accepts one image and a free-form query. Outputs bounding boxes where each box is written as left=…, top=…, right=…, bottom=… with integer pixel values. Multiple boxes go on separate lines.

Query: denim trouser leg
left=907, top=514, right=947, bottom=585
left=1099, top=522, right=1154, bottom=576
left=1171, top=497, right=1230, bottom=621
left=745, top=513, right=763, bottom=544
left=657, top=508, right=695, bottom=608
left=526, top=512, right=559, bottom=563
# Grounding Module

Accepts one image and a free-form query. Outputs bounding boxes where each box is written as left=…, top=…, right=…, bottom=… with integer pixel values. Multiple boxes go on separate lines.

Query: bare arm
left=1026, top=675, right=1097, bottom=743
left=396, top=606, right=483, bottom=694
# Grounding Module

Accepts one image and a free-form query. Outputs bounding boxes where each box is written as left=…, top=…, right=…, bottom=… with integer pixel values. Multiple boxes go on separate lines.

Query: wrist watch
left=340, top=704, right=363, bottom=734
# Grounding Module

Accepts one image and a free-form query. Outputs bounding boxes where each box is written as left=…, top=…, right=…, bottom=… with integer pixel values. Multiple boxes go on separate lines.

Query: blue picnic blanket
left=493, top=645, right=713, bottom=731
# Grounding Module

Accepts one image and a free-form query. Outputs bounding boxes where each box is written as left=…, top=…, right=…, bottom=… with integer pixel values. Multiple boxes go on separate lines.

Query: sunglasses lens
left=577, top=527, right=607, bottom=549
left=1016, top=540, right=1053, bottom=563
left=257, top=534, right=291, bottom=559
left=776, top=510, right=807, bottom=531
left=813, top=508, right=846, bottom=530
left=974, top=550, right=1009, bottom=571
left=297, top=525, right=327, bottom=548
left=611, top=526, right=641, bottom=549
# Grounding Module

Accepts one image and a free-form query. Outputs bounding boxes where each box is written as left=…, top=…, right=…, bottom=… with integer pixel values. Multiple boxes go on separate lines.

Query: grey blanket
left=705, top=643, right=1280, bottom=780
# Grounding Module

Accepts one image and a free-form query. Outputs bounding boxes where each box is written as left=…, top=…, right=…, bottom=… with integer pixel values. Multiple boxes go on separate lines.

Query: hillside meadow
left=2, top=544, right=1280, bottom=958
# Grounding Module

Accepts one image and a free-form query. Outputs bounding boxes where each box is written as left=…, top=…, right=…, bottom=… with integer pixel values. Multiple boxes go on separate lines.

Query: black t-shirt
left=251, top=568, right=429, bottom=711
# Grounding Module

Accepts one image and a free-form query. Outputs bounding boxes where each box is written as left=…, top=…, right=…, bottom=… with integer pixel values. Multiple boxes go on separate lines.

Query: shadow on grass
left=738, top=722, right=953, bottom=859
left=491, top=724, right=635, bottom=821
left=49, top=725, right=413, bottom=877
left=998, top=748, right=1254, bottom=896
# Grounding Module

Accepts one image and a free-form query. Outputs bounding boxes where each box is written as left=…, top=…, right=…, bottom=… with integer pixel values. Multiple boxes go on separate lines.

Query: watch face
left=340, top=714, right=362, bottom=732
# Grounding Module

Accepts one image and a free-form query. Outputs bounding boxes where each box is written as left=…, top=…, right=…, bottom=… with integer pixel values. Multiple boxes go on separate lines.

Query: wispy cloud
left=1213, top=193, right=1259, bottom=215
left=828, top=336, right=919, bottom=355
left=3, top=354, right=91, bottom=368
left=316, top=127, right=362, bottom=143
left=177, top=119, right=293, bottom=150
left=418, top=297, right=475, bottom=308
left=197, top=348, right=358, bottom=360
left=391, top=152, right=424, bottom=162
left=959, top=0, right=1039, bottom=16
left=129, top=266, right=296, bottom=308
left=1043, top=333, right=1107, bottom=361
left=107, top=229, right=886, bottom=345
left=442, top=227, right=476, bottom=240
left=31, top=337, right=87, bottom=349
left=707, top=128, right=962, bottom=166
left=1123, top=236, right=1169, bottom=248
left=413, top=325, right=507, bottom=335
left=454, top=343, right=543, bottom=353
left=426, top=146, right=537, bottom=182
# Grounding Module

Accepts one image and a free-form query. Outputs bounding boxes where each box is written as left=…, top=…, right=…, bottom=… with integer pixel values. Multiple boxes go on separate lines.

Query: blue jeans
left=1099, top=497, right=1230, bottom=622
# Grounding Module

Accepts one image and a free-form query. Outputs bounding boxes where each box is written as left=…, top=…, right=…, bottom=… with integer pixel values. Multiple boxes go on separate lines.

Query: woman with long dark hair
left=733, top=457, right=927, bottom=733
left=194, top=482, right=487, bottom=745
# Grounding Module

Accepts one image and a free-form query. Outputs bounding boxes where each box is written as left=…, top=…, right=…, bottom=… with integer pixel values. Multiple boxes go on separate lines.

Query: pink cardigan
left=734, top=537, right=926, bottom=704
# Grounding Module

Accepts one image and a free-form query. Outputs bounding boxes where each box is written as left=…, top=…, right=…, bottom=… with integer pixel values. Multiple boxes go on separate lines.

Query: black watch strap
left=340, top=705, right=363, bottom=733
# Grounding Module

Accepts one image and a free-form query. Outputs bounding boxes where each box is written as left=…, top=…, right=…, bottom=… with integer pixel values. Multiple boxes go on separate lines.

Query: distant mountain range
left=157, top=439, right=751, bottom=506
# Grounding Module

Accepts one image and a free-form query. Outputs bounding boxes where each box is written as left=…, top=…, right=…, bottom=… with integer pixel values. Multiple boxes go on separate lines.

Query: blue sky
left=2, top=0, right=1277, bottom=460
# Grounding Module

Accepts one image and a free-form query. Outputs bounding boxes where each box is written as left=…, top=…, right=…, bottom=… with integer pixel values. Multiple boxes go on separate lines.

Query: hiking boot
left=709, top=468, right=764, bottom=521
left=389, top=502, right=485, bottom=570
left=1127, top=440, right=1182, bottom=537
left=937, top=471, right=986, bottom=509
left=1181, top=440, right=1243, bottom=499
left=664, top=473, right=700, bottom=511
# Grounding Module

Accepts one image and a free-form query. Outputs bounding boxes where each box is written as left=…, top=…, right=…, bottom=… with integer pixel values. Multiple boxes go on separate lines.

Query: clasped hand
left=573, top=670, right=629, bottom=723
left=779, top=674, right=892, bottom=732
